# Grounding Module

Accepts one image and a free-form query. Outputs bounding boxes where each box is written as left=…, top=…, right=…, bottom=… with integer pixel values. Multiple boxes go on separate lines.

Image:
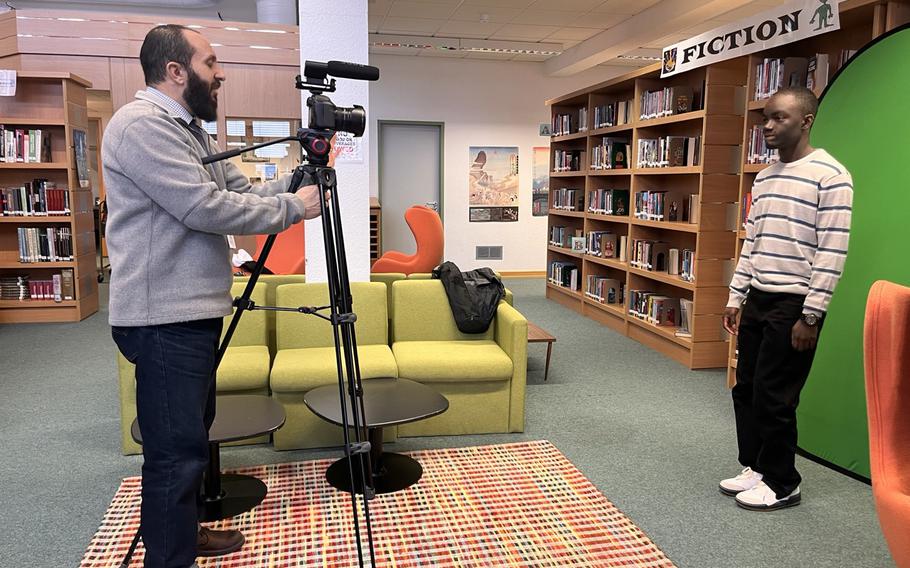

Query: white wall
left=368, top=54, right=630, bottom=272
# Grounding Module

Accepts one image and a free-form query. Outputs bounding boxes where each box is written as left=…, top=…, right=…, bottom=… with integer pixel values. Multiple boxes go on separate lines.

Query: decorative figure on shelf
left=669, top=201, right=679, bottom=222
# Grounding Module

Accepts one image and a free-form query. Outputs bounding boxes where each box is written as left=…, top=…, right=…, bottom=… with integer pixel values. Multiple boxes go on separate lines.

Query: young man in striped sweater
left=720, top=86, right=853, bottom=511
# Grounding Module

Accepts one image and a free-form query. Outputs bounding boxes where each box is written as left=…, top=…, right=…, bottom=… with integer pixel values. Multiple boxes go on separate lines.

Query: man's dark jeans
left=112, top=318, right=222, bottom=568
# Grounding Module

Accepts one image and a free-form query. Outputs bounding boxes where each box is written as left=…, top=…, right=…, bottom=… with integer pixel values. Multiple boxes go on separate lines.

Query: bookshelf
left=369, top=196, right=381, bottom=266
left=0, top=72, right=98, bottom=323
left=726, top=0, right=884, bottom=386
left=547, top=60, right=744, bottom=369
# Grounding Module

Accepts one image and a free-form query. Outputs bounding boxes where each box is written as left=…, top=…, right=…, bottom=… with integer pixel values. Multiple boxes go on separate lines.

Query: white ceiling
left=368, top=0, right=789, bottom=71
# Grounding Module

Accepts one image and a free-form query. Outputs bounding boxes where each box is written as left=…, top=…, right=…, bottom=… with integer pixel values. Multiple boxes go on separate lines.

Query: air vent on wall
left=476, top=246, right=503, bottom=261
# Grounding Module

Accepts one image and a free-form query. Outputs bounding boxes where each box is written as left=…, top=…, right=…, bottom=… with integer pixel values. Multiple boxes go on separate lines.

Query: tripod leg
left=312, top=165, right=376, bottom=567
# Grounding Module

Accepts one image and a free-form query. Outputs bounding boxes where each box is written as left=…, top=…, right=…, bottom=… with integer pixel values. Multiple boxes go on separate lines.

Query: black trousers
left=733, top=289, right=822, bottom=498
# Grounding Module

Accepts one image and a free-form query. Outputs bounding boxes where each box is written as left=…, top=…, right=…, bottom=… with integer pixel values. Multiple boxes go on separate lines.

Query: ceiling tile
left=492, top=23, right=562, bottom=41
left=713, top=1, right=787, bottom=22
left=571, top=12, right=630, bottom=28
left=467, top=51, right=517, bottom=60
left=512, top=10, right=582, bottom=27
left=511, top=53, right=552, bottom=61
left=529, top=0, right=602, bottom=11
left=450, top=5, right=523, bottom=23
left=590, top=0, right=661, bottom=15
left=436, top=19, right=504, bottom=39
left=379, top=17, right=444, bottom=34
left=545, top=27, right=601, bottom=41
left=462, top=0, right=537, bottom=8
left=418, top=49, right=467, bottom=57
left=367, top=0, right=394, bottom=17
left=387, top=1, right=458, bottom=19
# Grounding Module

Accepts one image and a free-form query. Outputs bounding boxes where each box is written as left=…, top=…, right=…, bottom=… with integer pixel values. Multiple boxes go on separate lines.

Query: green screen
left=798, top=27, right=910, bottom=477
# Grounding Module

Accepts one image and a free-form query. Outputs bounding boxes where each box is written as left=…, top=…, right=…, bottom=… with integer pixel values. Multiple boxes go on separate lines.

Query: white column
left=299, top=0, right=370, bottom=282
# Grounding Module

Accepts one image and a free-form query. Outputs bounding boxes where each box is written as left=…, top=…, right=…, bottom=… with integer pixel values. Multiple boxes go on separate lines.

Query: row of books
left=0, top=180, right=71, bottom=216
left=636, top=136, right=701, bottom=169
left=753, top=51, right=854, bottom=100
left=593, top=101, right=632, bottom=129
left=634, top=191, right=698, bottom=224
left=745, top=124, right=779, bottom=165
left=16, top=226, right=74, bottom=263
left=588, top=188, right=629, bottom=216
left=553, top=149, right=583, bottom=172
left=0, top=271, right=75, bottom=302
left=585, top=275, right=624, bottom=305
left=629, top=290, right=683, bottom=327
left=552, top=113, right=577, bottom=137
left=590, top=138, right=630, bottom=170
left=549, top=261, right=579, bottom=290
left=549, top=225, right=576, bottom=248
left=587, top=231, right=627, bottom=262
left=639, top=86, right=694, bottom=120
left=629, top=239, right=695, bottom=281
left=551, top=188, right=584, bottom=212
left=1, top=127, right=53, bottom=163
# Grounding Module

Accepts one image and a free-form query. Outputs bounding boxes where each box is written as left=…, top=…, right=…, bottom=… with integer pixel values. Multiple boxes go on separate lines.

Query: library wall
left=368, top=54, right=627, bottom=272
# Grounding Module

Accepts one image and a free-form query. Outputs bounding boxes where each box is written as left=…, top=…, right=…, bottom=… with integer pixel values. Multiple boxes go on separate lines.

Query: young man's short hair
left=772, top=86, right=819, bottom=117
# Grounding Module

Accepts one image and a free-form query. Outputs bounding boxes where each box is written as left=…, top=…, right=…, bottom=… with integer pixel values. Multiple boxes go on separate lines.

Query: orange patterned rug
left=81, top=440, right=676, bottom=567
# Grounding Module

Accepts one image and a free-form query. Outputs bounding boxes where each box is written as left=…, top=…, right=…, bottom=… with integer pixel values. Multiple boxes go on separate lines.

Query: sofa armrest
left=495, top=302, right=527, bottom=432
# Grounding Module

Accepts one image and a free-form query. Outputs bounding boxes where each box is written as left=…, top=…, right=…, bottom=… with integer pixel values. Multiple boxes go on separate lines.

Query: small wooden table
left=528, top=322, right=556, bottom=382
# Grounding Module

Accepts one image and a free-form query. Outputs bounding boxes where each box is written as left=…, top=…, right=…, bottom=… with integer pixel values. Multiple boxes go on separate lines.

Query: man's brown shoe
left=197, top=525, right=245, bottom=557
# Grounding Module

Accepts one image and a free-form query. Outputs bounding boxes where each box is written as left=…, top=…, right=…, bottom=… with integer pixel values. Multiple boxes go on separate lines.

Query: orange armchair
left=371, top=205, right=443, bottom=275
left=864, top=279, right=910, bottom=568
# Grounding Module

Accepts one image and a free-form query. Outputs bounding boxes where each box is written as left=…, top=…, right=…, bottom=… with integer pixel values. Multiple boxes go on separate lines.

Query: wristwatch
left=800, top=313, right=820, bottom=327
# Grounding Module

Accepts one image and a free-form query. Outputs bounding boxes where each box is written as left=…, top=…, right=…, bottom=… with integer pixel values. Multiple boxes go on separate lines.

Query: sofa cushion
left=271, top=344, right=398, bottom=392
left=392, top=340, right=513, bottom=382
left=217, top=345, right=271, bottom=392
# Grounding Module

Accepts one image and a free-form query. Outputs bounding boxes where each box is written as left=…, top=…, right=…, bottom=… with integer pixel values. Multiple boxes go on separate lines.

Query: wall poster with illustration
left=469, top=146, right=519, bottom=222
left=532, top=146, right=549, bottom=216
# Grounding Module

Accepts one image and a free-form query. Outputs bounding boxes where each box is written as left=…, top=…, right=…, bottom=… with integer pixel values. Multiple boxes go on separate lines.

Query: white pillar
left=299, top=0, right=370, bottom=283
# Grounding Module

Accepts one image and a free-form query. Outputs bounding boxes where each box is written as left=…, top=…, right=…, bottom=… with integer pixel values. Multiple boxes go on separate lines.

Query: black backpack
left=432, top=261, right=505, bottom=334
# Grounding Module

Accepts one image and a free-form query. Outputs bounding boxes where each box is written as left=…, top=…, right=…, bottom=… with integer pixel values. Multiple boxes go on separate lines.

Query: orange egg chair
left=864, top=279, right=910, bottom=568
left=371, top=205, right=443, bottom=275
left=253, top=221, right=306, bottom=274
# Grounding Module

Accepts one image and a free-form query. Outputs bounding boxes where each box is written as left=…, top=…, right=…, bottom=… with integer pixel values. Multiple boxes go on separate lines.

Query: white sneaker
left=735, top=481, right=801, bottom=511
left=719, top=467, right=763, bottom=496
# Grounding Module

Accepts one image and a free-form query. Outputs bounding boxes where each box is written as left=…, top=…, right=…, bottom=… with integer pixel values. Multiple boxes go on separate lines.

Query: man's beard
left=185, top=68, right=218, bottom=122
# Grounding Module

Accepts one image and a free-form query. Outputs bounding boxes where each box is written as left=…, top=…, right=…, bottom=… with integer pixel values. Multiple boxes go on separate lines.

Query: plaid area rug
left=81, top=440, right=675, bottom=567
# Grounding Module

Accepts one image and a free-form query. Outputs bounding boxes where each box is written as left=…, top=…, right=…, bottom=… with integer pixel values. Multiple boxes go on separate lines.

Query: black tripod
left=119, top=129, right=377, bottom=568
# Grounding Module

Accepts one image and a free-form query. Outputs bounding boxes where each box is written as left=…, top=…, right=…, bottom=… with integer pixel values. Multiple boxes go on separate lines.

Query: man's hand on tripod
left=297, top=184, right=331, bottom=220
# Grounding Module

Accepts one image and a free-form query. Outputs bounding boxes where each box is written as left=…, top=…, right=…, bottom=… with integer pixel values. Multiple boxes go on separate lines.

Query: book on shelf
left=590, top=138, right=630, bottom=170
left=754, top=57, right=809, bottom=100
left=570, top=236, right=586, bottom=253
left=636, top=136, right=700, bottom=168
left=630, top=239, right=695, bottom=281
left=551, top=187, right=584, bottom=211
left=675, top=298, right=694, bottom=337
left=685, top=194, right=699, bottom=225
left=550, top=226, right=583, bottom=248
left=0, top=181, right=70, bottom=216
left=578, top=107, right=588, bottom=132
left=16, top=226, right=73, bottom=262
left=639, top=85, right=694, bottom=120
left=593, top=100, right=632, bottom=128
left=741, top=192, right=752, bottom=228
left=585, top=275, right=624, bottom=305
left=805, top=53, right=830, bottom=92
left=746, top=125, right=780, bottom=165
left=1, top=127, right=52, bottom=163
left=588, top=188, right=629, bottom=216
left=587, top=231, right=618, bottom=259
left=553, top=149, right=582, bottom=172
left=618, top=235, right=628, bottom=262
left=549, top=261, right=579, bottom=290
left=636, top=190, right=688, bottom=222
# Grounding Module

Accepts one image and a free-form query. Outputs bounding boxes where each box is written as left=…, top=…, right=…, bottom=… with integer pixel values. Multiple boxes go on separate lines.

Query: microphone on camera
left=304, top=60, right=380, bottom=82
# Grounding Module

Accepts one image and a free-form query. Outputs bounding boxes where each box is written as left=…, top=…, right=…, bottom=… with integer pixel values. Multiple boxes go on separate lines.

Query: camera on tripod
left=296, top=60, right=379, bottom=138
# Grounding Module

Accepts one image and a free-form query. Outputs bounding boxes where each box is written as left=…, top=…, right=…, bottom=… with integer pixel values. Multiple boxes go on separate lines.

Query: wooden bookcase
left=370, top=196, right=381, bottom=265
left=725, top=0, right=885, bottom=385
left=546, top=60, right=745, bottom=369
left=0, top=72, right=98, bottom=323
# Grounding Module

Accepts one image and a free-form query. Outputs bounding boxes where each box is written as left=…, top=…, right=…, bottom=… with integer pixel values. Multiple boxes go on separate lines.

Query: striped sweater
left=727, top=148, right=853, bottom=315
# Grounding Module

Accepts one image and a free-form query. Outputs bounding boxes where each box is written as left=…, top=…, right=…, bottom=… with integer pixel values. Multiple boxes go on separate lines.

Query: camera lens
left=334, top=105, right=366, bottom=137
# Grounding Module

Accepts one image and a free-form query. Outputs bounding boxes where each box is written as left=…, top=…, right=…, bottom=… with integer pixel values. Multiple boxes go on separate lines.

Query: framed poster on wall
left=469, top=146, right=519, bottom=221
left=532, top=146, right=549, bottom=216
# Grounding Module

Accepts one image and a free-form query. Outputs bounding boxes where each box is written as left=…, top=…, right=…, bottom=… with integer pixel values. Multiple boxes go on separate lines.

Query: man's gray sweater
left=102, top=90, right=305, bottom=326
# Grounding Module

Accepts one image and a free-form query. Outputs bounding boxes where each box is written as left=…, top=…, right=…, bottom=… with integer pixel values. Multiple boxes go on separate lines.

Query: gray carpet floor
left=0, top=278, right=892, bottom=567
